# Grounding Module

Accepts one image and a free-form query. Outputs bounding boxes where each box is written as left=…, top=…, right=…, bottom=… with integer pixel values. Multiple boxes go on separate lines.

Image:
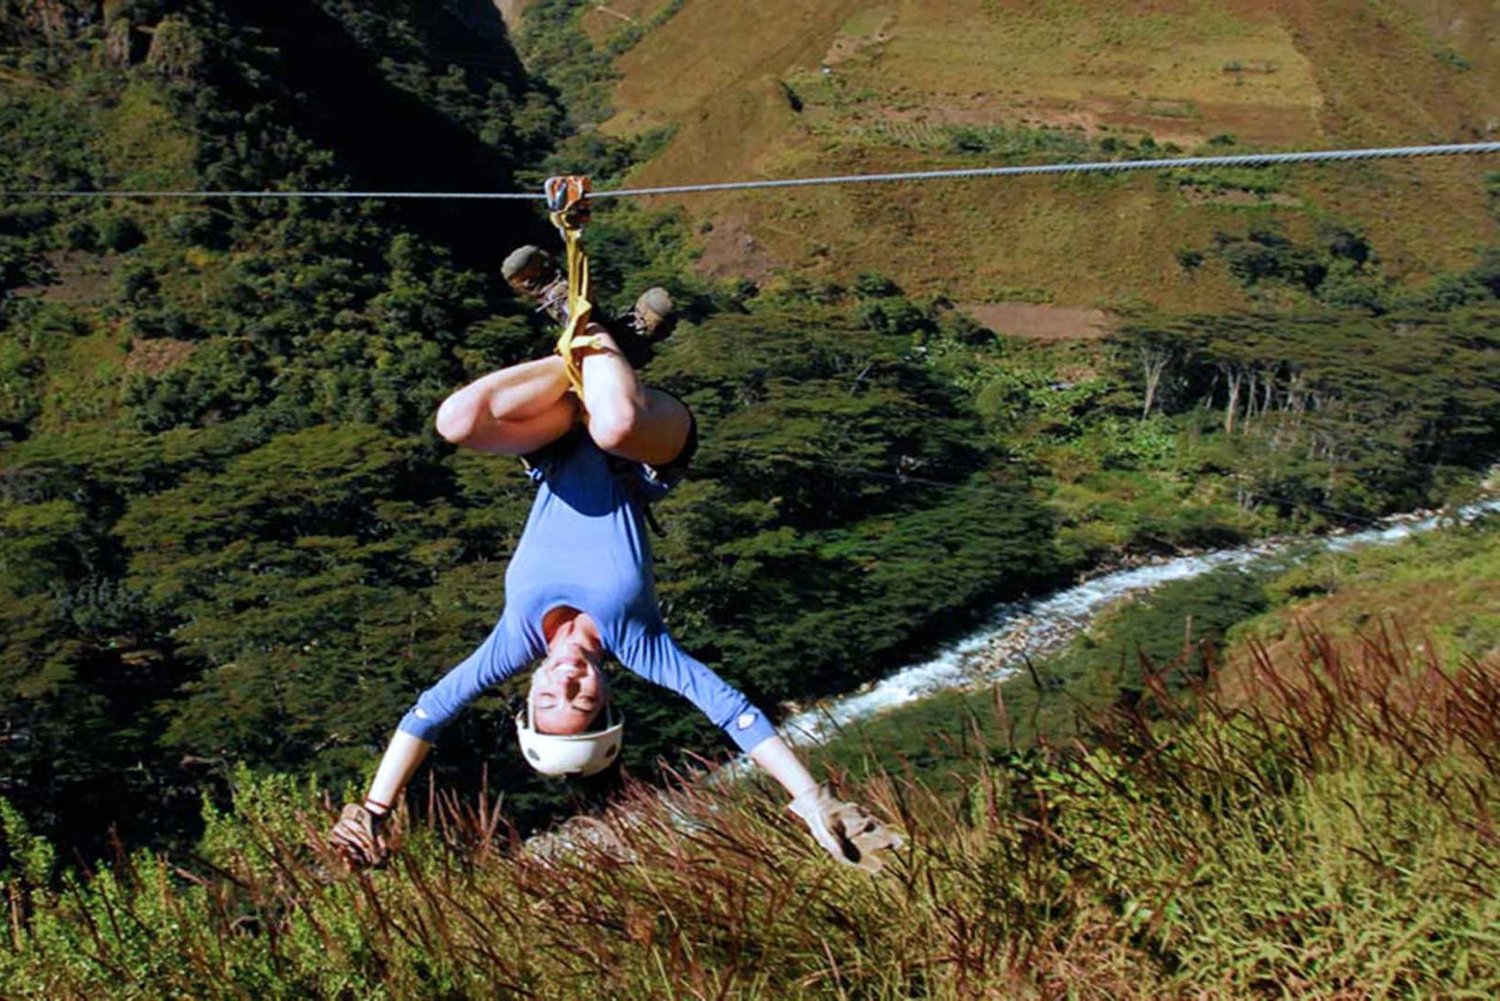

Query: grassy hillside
left=2, top=585, right=1497, bottom=997
left=6, top=518, right=1500, bottom=994
left=1225, top=511, right=1500, bottom=675
left=575, top=0, right=1500, bottom=317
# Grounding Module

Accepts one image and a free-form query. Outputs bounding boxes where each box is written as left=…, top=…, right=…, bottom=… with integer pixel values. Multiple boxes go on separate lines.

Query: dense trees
left=1112, top=309, right=1500, bottom=516
left=0, top=0, right=555, bottom=850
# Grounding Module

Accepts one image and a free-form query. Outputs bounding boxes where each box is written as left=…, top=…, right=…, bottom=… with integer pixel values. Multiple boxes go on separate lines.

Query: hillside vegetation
left=0, top=0, right=1497, bottom=906
left=2, top=567, right=1497, bottom=996
left=1, top=3, right=1498, bottom=994
left=578, top=0, right=1500, bottom=315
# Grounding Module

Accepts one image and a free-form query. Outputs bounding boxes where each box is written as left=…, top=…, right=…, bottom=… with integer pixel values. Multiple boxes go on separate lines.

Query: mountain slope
left=587, top=0, right=1500, bottom=316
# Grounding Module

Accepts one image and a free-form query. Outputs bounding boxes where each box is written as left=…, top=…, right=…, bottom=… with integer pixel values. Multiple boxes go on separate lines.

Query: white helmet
left=515, top=697, right=624, bottom=777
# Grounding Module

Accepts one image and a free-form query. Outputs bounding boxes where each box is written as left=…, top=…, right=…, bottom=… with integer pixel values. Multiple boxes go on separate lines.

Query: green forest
left=1, top=0, right=1497, bottom=867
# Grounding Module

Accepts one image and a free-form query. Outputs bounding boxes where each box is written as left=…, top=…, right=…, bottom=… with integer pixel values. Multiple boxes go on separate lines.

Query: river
left=777, top=498, right=1500, bottom=747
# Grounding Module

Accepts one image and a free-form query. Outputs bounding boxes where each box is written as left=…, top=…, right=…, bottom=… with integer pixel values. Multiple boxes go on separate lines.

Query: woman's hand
left=788, top=784, right=904, bottom=873
left=328, top=803, right=390, bottom=869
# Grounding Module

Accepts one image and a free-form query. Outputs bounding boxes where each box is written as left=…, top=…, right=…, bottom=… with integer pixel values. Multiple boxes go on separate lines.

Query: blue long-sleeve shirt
left=398, top=430, right=777, bottom=753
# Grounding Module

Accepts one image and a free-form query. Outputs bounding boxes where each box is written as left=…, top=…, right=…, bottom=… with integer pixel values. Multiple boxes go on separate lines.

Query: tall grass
left=2, top=624, right=1497, bottom=998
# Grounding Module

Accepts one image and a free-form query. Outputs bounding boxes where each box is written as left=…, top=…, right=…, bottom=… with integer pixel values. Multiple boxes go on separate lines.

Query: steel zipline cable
left=599, top=140, right=1500, bottom=198
left=3, top=141, right=1499, bottom=202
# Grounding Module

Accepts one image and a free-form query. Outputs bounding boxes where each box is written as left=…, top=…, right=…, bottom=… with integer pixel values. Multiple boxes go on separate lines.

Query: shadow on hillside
left=215, top=0, right=553, bottom=264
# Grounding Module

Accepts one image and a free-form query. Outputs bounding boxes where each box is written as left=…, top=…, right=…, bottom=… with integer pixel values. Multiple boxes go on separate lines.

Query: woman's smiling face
left=528, top=644, right=606, bottom=734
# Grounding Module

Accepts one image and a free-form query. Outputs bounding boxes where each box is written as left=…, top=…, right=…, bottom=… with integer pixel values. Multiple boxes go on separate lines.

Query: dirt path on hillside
left=28, top=251, right=120, bottom=305
left=694, top=213, right=783, bottom=282
left=961, top=302, right=1114, bottom=341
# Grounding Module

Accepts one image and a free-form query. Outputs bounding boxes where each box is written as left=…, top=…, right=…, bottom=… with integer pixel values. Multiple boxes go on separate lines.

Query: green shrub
left=62, top=218, right=98, bottom=250
left=98, top=214, right=145, bottom=252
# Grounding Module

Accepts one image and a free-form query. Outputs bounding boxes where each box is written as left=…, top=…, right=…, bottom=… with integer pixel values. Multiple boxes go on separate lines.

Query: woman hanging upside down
left=329, top=246, right=902, bottom=872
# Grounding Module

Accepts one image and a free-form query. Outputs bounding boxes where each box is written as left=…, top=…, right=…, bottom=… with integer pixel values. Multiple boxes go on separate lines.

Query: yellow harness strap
left=544, top=176, right=601, bottom=402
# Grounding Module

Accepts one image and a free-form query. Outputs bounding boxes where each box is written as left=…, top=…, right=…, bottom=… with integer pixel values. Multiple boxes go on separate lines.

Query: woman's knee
left=585, top=399, right=641, bottom=453
left=589, top=390, right=690, bottom=464
left=434, top=395, right=476, bottom=445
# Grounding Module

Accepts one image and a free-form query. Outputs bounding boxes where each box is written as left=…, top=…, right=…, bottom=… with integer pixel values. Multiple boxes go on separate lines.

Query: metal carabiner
left=544, top=175, right=591, bottom=228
